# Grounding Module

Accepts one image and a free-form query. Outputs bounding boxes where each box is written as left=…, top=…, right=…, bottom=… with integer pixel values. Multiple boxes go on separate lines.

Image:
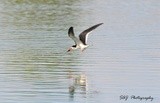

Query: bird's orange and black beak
left=67, top=48, right=72, bottom=52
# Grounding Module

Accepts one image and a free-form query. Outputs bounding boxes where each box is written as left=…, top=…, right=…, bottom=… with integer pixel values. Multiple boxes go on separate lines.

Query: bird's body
left=70, top=43, right=89, bottom=51
left=67, top=23, right=103, bottom=52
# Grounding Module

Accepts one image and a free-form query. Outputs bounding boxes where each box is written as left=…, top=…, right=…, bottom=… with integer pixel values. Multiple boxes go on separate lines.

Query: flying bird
left=67, top=23, right=103, bottom=52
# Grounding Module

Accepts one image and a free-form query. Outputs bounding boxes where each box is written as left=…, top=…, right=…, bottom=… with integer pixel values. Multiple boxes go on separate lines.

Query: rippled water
left=0, top=0, right=160, bottom=103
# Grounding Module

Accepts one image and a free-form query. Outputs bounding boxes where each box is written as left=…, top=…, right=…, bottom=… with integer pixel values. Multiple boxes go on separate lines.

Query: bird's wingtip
left=69, top=27, right=73, bottom=29
left=68, top=26, right=74, bottom=35
left=95, top=23, right=104, bottom=27
left=69, top=27, right=74, bottom=31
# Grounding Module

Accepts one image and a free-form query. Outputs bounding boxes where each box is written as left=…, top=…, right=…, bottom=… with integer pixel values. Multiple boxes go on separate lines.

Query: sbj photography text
left=120, top=95, right=154, bottom=101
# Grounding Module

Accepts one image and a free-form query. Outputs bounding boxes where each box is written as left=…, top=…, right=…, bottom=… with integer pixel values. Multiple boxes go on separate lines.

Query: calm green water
left=0, top=0, right=160, bottom=103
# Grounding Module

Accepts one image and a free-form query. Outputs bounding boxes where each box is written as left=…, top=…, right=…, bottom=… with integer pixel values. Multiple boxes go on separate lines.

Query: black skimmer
left=67, top=23, right=103, bottom=52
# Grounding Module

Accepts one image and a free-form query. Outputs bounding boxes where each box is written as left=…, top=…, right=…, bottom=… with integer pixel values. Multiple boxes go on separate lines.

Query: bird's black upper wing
left=68, top=27, right=80, bottom=45
left=79, top=23, right=103, bottom=45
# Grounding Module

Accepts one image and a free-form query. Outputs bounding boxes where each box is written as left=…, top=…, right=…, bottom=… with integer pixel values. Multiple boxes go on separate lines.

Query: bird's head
left=67, top=45, right=77, bottom=52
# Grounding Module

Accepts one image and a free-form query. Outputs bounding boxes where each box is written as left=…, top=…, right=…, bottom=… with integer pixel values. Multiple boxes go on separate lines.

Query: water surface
left=0, top=0, right=160, bottom=103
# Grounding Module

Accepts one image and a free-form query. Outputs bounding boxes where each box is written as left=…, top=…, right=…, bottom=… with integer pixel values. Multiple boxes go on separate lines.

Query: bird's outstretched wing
left=79, top=23, right=103, bottom=45
left=68, top=27, right=80, bottom=45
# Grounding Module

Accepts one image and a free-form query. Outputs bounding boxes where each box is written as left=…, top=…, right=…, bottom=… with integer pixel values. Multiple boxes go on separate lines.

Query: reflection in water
left=0, top=0, right=160, bottom=103
left=67, top=70, right=88, bottom=99
left=75, top=74, right=87, bottom=86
